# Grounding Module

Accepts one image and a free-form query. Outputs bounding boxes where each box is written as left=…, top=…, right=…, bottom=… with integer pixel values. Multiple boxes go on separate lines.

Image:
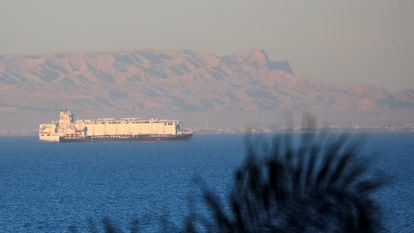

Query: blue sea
left=0, top=133, right=413, bottom=232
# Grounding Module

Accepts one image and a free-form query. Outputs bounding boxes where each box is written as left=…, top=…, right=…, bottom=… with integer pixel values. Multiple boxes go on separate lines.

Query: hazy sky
left=0, top=0, right=413, bottom=90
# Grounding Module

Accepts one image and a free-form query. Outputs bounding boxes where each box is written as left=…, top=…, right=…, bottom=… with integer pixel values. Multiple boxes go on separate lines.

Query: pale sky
left=0, top=0, right=413, bottom=90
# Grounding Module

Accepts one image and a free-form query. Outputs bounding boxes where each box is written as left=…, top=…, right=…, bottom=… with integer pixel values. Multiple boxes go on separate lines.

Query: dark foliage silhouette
left=71, top=119, right=388, bottom=233
left=69, top=217, right=140, bottom=233
left=183, top=123, right=388, bottom=232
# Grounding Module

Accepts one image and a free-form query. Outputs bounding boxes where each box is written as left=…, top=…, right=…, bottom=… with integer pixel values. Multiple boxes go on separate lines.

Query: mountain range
left=0, top=49, right=413, bottom=132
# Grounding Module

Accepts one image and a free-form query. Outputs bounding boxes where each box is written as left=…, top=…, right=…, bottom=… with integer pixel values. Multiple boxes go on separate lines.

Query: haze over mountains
left=0, top=49, right=413, bottom=132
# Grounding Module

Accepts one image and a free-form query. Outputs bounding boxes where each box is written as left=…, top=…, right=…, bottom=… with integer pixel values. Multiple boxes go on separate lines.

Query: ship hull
left=59, top=133, right=193, bottom=143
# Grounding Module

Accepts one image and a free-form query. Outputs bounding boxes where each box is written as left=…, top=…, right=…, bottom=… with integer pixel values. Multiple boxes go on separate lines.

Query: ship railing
left=61, top=134, right=86, bottom=139
left=76, top=118, right=181, bottom=124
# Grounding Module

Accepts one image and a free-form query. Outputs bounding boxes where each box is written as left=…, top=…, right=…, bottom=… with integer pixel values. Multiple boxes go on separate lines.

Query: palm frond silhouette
left=185, top=126, right=388, bottom=232
left=69, top=217, right=140, bottom=233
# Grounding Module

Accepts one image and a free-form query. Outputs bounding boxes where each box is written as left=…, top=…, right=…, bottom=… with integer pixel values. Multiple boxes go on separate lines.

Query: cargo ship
left=39, top=110, right=193, bottom=143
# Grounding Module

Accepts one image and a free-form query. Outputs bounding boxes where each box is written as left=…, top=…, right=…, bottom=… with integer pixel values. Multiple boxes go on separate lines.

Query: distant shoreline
left=1, top=128, right=413, bottom=137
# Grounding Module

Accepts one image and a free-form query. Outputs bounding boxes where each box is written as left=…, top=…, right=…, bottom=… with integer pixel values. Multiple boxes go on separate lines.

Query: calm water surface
left=0, top=133, right=413, bottom=232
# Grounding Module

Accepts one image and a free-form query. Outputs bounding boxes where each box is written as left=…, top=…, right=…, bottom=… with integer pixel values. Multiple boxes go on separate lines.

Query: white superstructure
left=39, top=110, right=184, bottom=142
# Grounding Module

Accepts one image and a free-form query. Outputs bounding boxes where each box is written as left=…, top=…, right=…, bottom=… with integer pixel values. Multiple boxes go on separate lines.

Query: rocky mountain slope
left=0, top=49, right=413, bottom=131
